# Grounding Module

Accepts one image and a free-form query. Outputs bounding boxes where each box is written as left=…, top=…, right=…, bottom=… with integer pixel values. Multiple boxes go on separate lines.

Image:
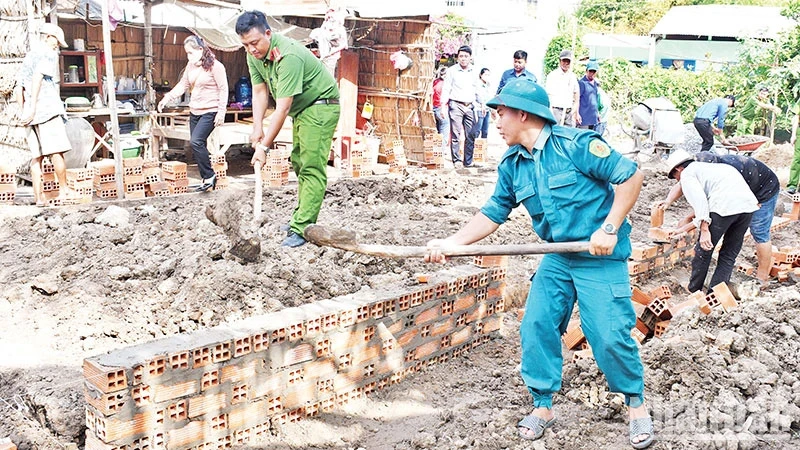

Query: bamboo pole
left=101, top=0, right=124, bottom=198
left=144, top=3, right=155, bottom=112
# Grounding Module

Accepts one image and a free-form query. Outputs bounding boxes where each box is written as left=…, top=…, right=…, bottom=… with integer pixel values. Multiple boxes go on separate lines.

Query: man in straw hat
left=424, top=78, right=653, bottom=449
left=16, top=22, right=72, bottom=205
left=662, top=149, right=758, bottom=293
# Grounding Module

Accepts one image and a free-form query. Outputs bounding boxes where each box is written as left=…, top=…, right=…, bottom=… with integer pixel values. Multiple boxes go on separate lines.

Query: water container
left=235, top=76, right=252, bottom=107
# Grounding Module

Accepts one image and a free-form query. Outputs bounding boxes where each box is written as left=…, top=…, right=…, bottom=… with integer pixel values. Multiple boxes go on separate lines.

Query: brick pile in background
left=144, top=159, right=169, bottom=197
left=385, top=139, right=408, bottom=173
left=82, top=264, right=507, bottom=450
left=40, top=158, right=61, bottom=206
left=123, top=157, right=146, bottom=200
left=64, top=167, right=94, bottom=204
left=92, top=160, right=119, bottom=200
left=262, top=145, right=291, bottom=188
left=422, top=134, right=445, bottom=170
left=339, top=137, right=365, bottom=178
left=769, top=246, right=800, bottom=282
left=0, top=165, right=16, bottom=205
left=473, top=138, right=487, bottom=163
left=210, top=154, right=230, bottom=190
left=161, top=162, right=188, bottom=195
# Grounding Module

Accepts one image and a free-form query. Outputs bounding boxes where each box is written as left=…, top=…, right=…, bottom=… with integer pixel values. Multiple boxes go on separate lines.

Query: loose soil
left=1, top=130, right=799, bottom=450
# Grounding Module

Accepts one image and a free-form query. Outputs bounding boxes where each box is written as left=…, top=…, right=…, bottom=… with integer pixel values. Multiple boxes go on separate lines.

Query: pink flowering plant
left=433, top=13, right=471, bottom=62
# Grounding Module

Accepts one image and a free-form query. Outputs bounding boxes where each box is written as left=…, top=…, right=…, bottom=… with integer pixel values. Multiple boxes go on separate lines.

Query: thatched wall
left=286, top=15, right=436, bottom=160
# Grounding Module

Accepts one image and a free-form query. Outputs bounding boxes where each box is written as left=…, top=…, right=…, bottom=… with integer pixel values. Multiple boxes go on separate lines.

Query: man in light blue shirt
left=693, top=95, right=734, bottom=151
left=425, top=78, right=653, bottom=449
left=440, top=45, right=479, bottom=167
left=496, top=50, right=537, bottom=94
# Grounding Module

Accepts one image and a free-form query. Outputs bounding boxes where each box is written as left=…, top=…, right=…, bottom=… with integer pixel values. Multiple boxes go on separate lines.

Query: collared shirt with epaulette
left=246, top=33, right=339, bottom=118
left=481, top=125, right=637, bottom=260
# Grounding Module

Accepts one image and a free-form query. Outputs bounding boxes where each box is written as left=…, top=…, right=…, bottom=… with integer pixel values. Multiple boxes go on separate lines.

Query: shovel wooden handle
left=303, top=224, right=590, bottom=258
left=253, top=160, right=263, bottom=222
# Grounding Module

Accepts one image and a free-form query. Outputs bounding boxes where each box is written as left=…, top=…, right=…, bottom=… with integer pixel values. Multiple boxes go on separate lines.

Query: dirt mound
left=1, top=150, right=799, bottom=450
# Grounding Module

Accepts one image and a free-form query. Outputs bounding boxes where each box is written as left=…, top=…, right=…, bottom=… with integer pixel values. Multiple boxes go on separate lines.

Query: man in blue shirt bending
left=425, top=78, right=653, bottom=449
left=694, top=95, right=735, bottom=151
left=496, top=50, right=537, bottom=94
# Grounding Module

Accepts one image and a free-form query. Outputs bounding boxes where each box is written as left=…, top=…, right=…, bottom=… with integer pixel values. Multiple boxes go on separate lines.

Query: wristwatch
left=601, top=222, right=618, bottom=235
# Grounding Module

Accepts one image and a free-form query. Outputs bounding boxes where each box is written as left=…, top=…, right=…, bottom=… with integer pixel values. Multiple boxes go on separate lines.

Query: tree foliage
left=432, top=13, right=472, bottom=64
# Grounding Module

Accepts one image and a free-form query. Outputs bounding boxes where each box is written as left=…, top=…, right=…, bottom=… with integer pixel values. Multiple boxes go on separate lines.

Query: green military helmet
left=486, top=78, right=556, bottom=124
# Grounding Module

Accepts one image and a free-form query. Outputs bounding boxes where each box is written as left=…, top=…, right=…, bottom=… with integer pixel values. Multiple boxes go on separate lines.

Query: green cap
left=486, top=78, right=556, bottom=124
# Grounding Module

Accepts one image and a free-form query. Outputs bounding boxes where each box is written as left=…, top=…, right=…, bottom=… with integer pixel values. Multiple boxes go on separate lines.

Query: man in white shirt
left=545, top=50, right=580, bottom=127
left=440, top=45, right=480, bottom=167
left=663, top=150, right=758, bottom=293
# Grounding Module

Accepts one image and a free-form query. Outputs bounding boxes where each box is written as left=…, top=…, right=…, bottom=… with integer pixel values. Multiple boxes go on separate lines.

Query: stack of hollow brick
left=631, top=202, right=697, bottom=284
left=64, top=167, right=94, bottom=204
left=82, top=264, right=506, bottom=450
left=422, top=135, right=444, bottom=170
left=161, top=162, right=188, bottom=194
left=385, top=139, right=408, bottom=173
left=782, top=191, right=800, bottom=221
left=143, top=159, right=170, bottom=197
left=0, top=165, right=16, bottom=205
left=473, top=138, right=487, bottom=163
left=40, top=158, right=62, bottom=206
left=770, top=246, right=800, bottom=282
left=262, top=145, right=291, bottom=188
left=92, top=160, right=119, bottom=200
left=123, top=157, right=146, bottom=200
left=210, top=155, right=229, bottom=190
left=341, top=138, right=365, bottom=178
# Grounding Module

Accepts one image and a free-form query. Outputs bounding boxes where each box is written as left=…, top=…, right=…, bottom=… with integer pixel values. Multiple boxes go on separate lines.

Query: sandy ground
left=1, top=126, right=799, bottom=450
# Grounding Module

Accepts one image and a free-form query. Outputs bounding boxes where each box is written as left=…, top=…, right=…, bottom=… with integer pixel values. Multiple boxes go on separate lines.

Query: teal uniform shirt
left=481, top=124, right=637, bottom=260
left=483, top=124, right=645, bottom=409
left=246, top=33, right=339, bottom=117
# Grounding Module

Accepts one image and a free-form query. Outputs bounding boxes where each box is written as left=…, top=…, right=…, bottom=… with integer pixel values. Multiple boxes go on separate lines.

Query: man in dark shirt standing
left=496, top=50, right=537, bottom=94
left=660, top=152, right=779, bottom=284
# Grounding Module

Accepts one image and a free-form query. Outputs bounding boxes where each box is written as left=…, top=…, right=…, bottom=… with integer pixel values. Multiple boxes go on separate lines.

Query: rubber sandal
left=630, top=417, right=654, bottom=449
left=517, top=414, right=556, bottom=441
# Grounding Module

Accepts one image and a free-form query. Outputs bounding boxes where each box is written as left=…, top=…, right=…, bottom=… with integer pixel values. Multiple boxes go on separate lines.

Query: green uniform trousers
left=520, top=253, right=645, bottom=409
left=737, top=117, right=755, bottom=136
left=289, top=103, right=340, bottom=235
left=789, top=138, right=800, bottom=190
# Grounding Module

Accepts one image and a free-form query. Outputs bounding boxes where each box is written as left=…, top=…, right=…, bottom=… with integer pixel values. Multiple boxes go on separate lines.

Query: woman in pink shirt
left=158, top=36, right=228, bottom=191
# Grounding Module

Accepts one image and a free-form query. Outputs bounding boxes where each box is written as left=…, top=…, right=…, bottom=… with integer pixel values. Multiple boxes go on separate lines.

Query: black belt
left=552, top=106, right=571, bottom=111
left=453, top=100, right=472, bottom=106
left=311, top=98, right=339, bottom=106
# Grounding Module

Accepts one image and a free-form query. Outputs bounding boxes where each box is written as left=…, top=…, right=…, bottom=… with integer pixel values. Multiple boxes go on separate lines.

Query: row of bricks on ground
left=83, top=336, right=495, bottom=450
left=385, top=139, right=408, bottom=172
left=84, top=326, right=499, bottom=446
left=422, top=135, right=488, bottom=168
left=84, top=268, right=506, bottom=394
left=561, top=282, right=738, bottom=355
left=0, top=167, right=16, bottom=203
left=84, top=273, right=504, bottom=445
left=83, top=265, right=506, bottom=394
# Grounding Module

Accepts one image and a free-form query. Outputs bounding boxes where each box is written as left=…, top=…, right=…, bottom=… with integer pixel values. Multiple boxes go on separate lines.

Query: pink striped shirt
left=167, top=59, right=228, bottom=115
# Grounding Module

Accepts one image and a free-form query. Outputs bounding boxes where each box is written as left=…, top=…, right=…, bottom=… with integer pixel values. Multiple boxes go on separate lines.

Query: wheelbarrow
left=716, top=135, right=770, bottom=156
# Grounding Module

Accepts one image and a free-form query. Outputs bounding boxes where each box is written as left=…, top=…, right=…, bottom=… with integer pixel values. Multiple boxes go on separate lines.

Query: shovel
left=303, top=224, right=591, bottom=258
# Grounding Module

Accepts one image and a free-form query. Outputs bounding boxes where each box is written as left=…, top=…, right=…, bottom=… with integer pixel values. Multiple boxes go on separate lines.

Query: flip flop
left=630, top=416, right=654, bottom=449
left=517, top=414, right=557, bottom=441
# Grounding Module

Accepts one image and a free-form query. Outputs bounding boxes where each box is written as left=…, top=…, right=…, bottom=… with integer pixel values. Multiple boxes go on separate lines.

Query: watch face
left=603, top=223, right=615, bottom=233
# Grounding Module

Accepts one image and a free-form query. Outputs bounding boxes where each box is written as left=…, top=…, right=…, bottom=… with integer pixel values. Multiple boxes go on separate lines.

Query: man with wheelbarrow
left=425, top=78, right=653, bottom=449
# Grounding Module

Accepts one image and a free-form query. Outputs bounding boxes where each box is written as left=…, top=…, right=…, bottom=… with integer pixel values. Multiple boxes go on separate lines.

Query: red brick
left=631, top=287, right=651, bottom=306
left=84, top=433, right=119, bottom=450
left=635, top=318, right=651, bottom=336
left=648, top=227, right=675, bottom=242
left=453, top=294, right=476, bottom=313
left=450, top=327, right=472, bottom=347
left=282, top=382, right=316, bottom=409
left=414, top=304, right=441, bottom=325
left=83, top=359, right=127, bottom=394
left=188, top=392, right=227, bottom=418
left=84, top=388, right=129, bottom=416
left=654, top=321, right=670, bottom=338
left=282, top=343, right=315, bottom=367
left=153, top=379, right=199, bottom=403
left=353, top=344, right=380, bottom=365
left=220, top=360, right=257, bottom=384
left=251, top=372, right=283, bottom=398
left=430, top=317, right=455, bottom=337
left=479, top=315, right=502, bottom=334
left=650, top=203, right=664, bottom=227
left=396, top=328, right=419, bottom=347
left=648, top=285, right=672, bottom=300
left=466, top=302, right=488, bottom=323
left=562, top=323, right=585, bottom=350
left=415, top=339, right=440, bottom=360
left=167, top=420, right=204, bottom=450
left=711, top=282, right=738, bottom=311
left=304, top=359, right=336, bottom=380
left=95, top=409, right=154, bottom=443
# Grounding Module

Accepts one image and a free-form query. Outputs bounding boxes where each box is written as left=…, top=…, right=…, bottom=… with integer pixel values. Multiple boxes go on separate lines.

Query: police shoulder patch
left=589, top=139, right=611, bottom=158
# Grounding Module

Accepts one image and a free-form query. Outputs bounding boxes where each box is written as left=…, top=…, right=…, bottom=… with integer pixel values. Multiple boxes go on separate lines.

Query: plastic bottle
left=235, top=76, right=252, bottom=107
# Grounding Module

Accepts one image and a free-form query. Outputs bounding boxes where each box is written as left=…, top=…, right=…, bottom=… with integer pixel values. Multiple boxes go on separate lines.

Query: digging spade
left=303, top=224, right=591, bottom=258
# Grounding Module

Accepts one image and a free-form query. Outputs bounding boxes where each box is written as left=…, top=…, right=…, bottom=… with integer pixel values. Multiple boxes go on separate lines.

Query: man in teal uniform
left=425, top=79, right=653, bottom=449
left=237, top=10, right=341, bottom=247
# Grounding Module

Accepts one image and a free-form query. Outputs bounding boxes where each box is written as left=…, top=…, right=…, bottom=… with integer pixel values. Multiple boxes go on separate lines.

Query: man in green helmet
left=425, top=78, right=653, bottom=449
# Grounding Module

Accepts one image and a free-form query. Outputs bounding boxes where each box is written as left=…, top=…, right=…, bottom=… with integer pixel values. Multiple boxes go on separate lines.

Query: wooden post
left=101, top=0, right=124, bottom=198
left=144, top=3, right=155, bottom=112
left=336, top=50, right=358, bottom=168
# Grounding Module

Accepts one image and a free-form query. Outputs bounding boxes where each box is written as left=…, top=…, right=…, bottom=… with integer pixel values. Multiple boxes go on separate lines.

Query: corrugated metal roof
left=650, top=5, right=796, bottom=40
